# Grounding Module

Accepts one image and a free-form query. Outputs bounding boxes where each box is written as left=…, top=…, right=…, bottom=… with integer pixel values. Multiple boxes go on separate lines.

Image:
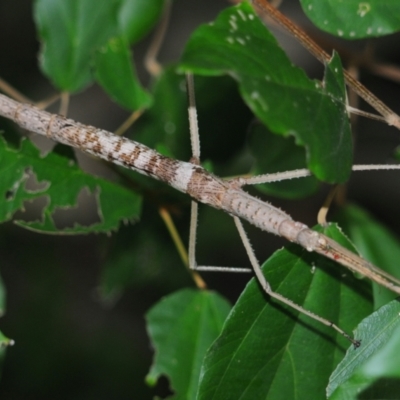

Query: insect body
left=1, top=92, right=400, bottom=301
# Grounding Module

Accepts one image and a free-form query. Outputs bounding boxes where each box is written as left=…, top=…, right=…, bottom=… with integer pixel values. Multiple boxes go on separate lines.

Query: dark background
left=1, top=0, right=400, bottom=399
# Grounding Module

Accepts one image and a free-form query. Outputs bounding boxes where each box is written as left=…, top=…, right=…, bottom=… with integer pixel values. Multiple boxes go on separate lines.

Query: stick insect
left=1, top=66, right=400, bottom=347
left=1, top=1, right=400, bottom=349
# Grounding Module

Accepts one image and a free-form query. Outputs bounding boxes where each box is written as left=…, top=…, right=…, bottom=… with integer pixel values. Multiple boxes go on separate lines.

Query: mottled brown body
left=1, top=92, right=400, bottom=294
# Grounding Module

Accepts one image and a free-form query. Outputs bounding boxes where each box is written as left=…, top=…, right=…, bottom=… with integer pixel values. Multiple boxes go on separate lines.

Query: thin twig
left=0, top=77, right=31, bottom=104
left=114, top=109, right=144, bottom=136
left=251, top=0, right=400, bottom=129
left=144, top=0, right=172, bottom=77
left=59, top=92, right=69, bottom=117
left=317, top=185, right=339, bottom=226
left=158, top=207, right=207, bottom=289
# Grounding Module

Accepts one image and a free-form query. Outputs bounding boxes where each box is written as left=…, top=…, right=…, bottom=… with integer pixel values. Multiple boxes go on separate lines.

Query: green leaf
left=0, top=331, right=14, bottom=348
left=34, top=0, right=120, bottom=92
left=301, top=0, right=400, bottom=39
left=180, top=2, right=352, bottom=183
left=335, top=204, right=400, bottom=309
left=0, top=137, right=142, bottom=234
left=328, top=300, right=400, bottom=398
left=118, top=0, right=165, bottom=43
left=0, top=329, right=15, bottom=371
left=146, top=289, right=231, bottom=400
left=94, top=36, right=152, bottom=110
left=248, top=122, right=319, bottom=199
left=196, top=224, right=372, bottom=400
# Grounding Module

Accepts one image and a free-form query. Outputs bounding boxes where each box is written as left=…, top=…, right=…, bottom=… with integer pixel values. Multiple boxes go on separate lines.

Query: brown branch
left=251, top=0, right=400, bottom=129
